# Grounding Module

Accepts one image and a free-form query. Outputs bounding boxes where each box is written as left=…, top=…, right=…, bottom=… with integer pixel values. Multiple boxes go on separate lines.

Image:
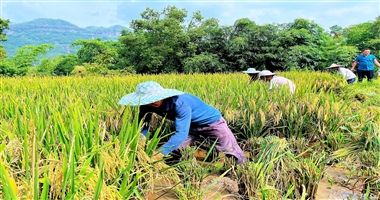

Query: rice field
left=1, top=72, right=380, bottom=199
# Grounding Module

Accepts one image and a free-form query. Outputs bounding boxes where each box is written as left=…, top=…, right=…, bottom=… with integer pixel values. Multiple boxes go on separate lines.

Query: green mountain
left=1, top=18, right=127, bottom=58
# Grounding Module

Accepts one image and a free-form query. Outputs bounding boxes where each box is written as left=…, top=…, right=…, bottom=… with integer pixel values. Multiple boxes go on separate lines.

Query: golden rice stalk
left=285, top=103, right=290, bottom=113
left=249, top=113, right=255, bottom=126
left=45, top=155, right=122, bottom=200
left=135, top=137, right=182, bottom=198
left=259, top=109, right=266, bottom=126
left=46, top=158, right=64, bottom=198
left=4, top=140, right=23, bottom=166
left=100, top=142, right=126, bottom=183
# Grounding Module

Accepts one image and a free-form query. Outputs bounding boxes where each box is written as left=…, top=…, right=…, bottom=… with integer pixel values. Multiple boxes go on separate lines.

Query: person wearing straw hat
left=243, top=68, right=261, bottom=83
left=118, top=81, right=247, bottom=165
left=327, top=63, right=356, bottom=84
left=258, top=70, right=296, bottom=94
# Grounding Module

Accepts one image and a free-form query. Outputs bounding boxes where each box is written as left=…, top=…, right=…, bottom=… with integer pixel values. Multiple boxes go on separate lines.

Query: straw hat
left=243, top=68, right=260, bottom=74
left=118, top=81, right=184, bottom=106
left=327, top=63, right=344, bottom=69
left=258, top=70, right=276, bottom=77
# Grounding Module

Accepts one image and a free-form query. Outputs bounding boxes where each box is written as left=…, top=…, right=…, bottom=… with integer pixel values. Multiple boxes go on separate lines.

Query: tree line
left=0, top=6, right=379, bottom=76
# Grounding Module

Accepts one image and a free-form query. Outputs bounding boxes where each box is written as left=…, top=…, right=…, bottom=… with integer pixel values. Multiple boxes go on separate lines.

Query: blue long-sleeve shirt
left=139, top=94, right=221, bottom=155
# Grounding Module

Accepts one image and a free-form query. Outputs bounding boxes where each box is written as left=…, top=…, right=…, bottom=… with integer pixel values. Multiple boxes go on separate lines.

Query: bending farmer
left=118, top=81, right=247, bottom=165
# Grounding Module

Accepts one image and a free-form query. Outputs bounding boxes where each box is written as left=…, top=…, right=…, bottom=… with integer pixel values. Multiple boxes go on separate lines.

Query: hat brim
left=118, top=89, right=184, bottom=106
left=260, top=73, right=275, bottom=76
left=243, top=71, right=260, bottom=74
left=326, top=66, right=342, bottom=69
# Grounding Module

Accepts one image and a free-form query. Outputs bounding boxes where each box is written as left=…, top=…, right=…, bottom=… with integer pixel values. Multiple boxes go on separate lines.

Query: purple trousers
left=175, top=117, right=247, bottom=165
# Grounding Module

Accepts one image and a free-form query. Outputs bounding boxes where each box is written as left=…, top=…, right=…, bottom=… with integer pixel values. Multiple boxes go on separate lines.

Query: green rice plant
left=227, top=71, right=353, bottom=143
left=31, top=125, right=39, bottom=200
left=40, top=164, right=50, bottom=200
left=289, top=152, right=328, bottom=199
left=0, top=75, right=184, bottom=199
left=61, top=135, right=76, bottom=199
left=1, top=72, right=380, bottom=199
left=237, top=136, right=288, bottom=198
left=94, top=160, right=104, bottom=200
left=168, top=142, right=226, bottom=199
left=342, top=80, right=380, bottom=107
left=324, top=131, right=349, bottom=151
left=0, top=142, right=19, bottom=200
left=286, top=136, right=316, bottom=159
left=241, top=135, right=328, bottom=199
left=330, top=119, right=380, bottom=197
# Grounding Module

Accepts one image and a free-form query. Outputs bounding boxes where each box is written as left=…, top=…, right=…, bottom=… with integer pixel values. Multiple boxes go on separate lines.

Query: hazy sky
left=1, top=0, right=379, bottom=31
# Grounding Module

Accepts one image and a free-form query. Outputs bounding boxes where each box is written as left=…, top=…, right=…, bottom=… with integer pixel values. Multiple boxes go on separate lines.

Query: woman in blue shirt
left=351, top=48, right=380, bottom=82
left=118, top=81, right=247, bottom=165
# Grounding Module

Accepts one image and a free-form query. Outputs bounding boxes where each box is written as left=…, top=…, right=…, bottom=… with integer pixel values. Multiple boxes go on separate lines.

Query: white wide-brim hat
left=258, top=70, right=275, bottom=77
left=118, top=81, right=184, bottom=106
left=326, top=63, right=344, bottom=69
left=243, top=68, right=260, bottom=74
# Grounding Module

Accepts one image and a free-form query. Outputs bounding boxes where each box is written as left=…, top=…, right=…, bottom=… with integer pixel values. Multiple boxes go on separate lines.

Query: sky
left=1, top=0, right=380, bottom=31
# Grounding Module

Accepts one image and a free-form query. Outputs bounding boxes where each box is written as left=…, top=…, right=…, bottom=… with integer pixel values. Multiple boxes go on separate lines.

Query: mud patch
left=315, top=166, right=365, bottom=199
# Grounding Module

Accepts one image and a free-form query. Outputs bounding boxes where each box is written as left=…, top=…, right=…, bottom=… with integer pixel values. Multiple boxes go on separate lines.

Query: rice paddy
left=1, top=71, right=380, bottom=199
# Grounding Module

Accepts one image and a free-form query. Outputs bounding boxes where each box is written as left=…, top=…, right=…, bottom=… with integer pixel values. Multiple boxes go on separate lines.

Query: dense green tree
left=342, top=17, right=380, bottom=58
left=2, top=9, right=379, bottom=76
left=53, top=54, right=78, bottom=76
left=121, top=6, right=191, bottom=73
left=72, top=39, right=120, bottom=70
left=6, top=44, right=54, bottom=75
left=0, top=18, right=10, bottom=59
left=33, top=57, right=63, bottom=76
left=118, top=30, right=146, bottom=71
left=195, top=22, right=231, bottom=72
left=10, top=44, right=54, bottom=67
left=365, top=17, right=380, bottom=54
left=263, top=18, right=329, bottom=71
left=0, top=18, right=9, bottom=42
left=0, top=59, right=16, bottom=76
left=343, top=22, right=373, bottom=52
left=73, top=39, right=107, bottom=64
left=242, top=23, right=279, bottom=71
left=329, top=25, right=343, bottom=38
left=318, top=33, right=358, bottom=69
left=225, top=18, right=258, bottom=71
left=119, top=6, right=216, bottom=73
left=183, top=52, right=225, bottom=73
left=0, top=47, right=6, bottom=59
left=185, top=12, right=220, bottom=59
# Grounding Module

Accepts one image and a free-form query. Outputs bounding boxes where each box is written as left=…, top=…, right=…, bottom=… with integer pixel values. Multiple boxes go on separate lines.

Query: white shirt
left=337, top=67, right=356, bottom=80
left=269, top=76, right=296, bottom=94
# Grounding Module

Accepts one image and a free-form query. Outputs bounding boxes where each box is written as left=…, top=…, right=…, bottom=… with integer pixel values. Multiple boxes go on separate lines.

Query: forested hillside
left=1, top=18, right=127, bottom=58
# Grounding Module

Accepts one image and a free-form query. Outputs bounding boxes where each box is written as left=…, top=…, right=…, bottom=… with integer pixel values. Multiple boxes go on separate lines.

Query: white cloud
left=1, top=1, right=379, bottom=30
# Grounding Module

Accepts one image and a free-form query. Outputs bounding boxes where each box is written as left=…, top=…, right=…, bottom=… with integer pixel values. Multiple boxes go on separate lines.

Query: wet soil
left=315, top=166, right=365, bottom=200
left=146, top=151, right=369, bottom=200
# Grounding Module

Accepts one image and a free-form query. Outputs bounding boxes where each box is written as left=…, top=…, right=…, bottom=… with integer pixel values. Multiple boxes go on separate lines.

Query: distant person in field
left=118, top=81, right=247, bottom=165
left=258, top=70, right=296, bottom=94
left=327, top=63, right=356, bottom=84
left=351, top=48, right=380, bottom=82
left=243, top=68, right=261, bottom=83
